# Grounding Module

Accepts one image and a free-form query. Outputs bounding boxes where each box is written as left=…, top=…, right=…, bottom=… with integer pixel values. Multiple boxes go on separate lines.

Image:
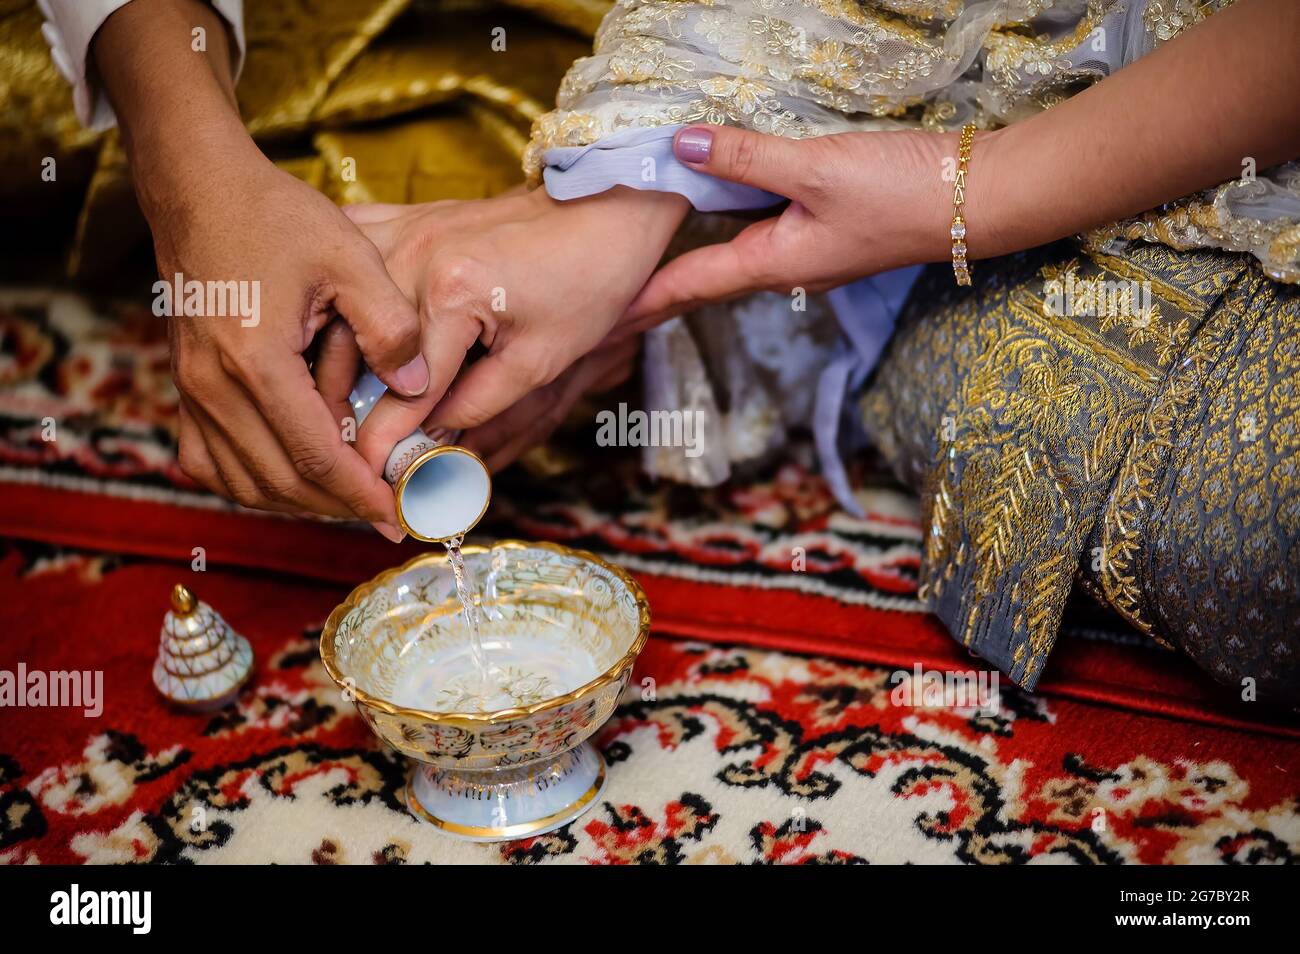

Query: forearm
left=92, top=0, right=255, bottom=221
left=968, top=0, right=1300, bottom=260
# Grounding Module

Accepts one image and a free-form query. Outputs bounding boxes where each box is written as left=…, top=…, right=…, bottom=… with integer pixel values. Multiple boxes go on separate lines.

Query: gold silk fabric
left=525, top=0, right=1300, bottom=282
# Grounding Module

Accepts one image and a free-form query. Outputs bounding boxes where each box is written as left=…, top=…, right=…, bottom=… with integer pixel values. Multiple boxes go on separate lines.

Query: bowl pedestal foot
left=406, top=741, right=607, bottom=842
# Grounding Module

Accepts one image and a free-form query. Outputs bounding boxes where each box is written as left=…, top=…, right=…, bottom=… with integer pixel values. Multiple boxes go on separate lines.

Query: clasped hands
left=165, top=124, right=963, bottom=539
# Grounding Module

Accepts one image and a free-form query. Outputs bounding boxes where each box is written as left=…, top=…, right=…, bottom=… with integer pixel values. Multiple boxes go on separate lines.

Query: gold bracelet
left=950, top=122, right=976, bottom=287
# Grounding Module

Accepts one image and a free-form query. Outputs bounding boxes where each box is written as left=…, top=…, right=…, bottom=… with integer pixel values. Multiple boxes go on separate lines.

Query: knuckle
left=215, top=344, right=269, bottom=386
left=177, top=440, right=211, bottom=483
left=173, top=370, right=198, bottom=401
left=226, top=480, right=265, bottom=510
left=355, top=427, right=400, bottom=470
left=367, top=319, right=417, bottom=361
left=514, top=345, right=563, bottom=391
left=428, top=254, right=484, bottom=303
left=179, top=447, right=217, bottom=493
left=215, top=347, right=244, bottom=382
left=174, top=361, right=216, bottom=402
left=450, top=391, right=496, bottom=430
left=257, top=475, right=304, bottom=505
left=523, top=359, right=557, bottom=391
left=170, top=345, right=197, bottom=390
left=740, top=233, right=783, bottom=288
left=290, top=446, right=342, bottom=486
left=750, top=261, right=782, bottom=292
left=729, top=134, right=760, bottom=181
left=731, top=253, right=767, bottom=293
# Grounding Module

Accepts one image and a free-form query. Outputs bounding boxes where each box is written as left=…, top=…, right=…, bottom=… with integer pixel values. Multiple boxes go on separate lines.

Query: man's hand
left=94, top=0, right=428, bottom=539
left=341, top=186, right=686, bottom=470
left=159, top=157, right=426, bottom=535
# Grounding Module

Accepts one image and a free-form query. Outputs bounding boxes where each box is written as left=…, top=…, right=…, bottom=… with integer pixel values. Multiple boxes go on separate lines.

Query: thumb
left=673, top=125, right=803, bottom=196
left=331, top=245, right=429, bottom=398
left=620, top=218, right=779, bottom=331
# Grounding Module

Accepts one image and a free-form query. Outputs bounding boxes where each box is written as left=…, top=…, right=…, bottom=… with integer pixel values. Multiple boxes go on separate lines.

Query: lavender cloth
left=543, top=125, right=782, bottom=212
left=541, top=127, right=921, bottom=514
left=817, top=267, right=922, bottom=515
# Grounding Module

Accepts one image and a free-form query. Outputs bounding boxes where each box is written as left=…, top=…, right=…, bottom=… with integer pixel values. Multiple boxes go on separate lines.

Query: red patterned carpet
left=2, top=289, right=1299, bottom=864
left=4, top=545, right=1299, bottom=865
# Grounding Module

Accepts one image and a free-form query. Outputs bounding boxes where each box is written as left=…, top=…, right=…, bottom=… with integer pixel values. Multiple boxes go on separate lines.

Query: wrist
left=903, top=130, right=965, bottom=266
left=608, top=186, right=690, bottom=241
left=94, top=0, right=252, bottom=226
left=532, top=182, right=688, bottom=263
left=130, top=126, right=267, bottom=240
left=904, top=126, right=1019, bottom=268
left=537, top=183, right=688, bottom=228
left=959, top=126, right=1021, bottom=261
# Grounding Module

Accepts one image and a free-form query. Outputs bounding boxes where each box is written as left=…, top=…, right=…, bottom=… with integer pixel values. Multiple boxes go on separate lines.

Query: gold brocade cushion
left=0, top=0, right=591, bottom=279
left=0, top=1, right=95, bottom=158
left=0, top=0, right=100, bottom=240
left=67, top=132, right=141, bottom=280
left=315, top=10, right=587, bottom=130
left=499, top=0, right=613, bottom=37
left=238, top=0, right=413, bottom=138
left=315, top=110, right=523, bottom=205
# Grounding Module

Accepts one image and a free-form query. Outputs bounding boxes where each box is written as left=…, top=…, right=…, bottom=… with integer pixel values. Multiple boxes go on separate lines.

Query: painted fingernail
left=674, top=127, right=713, bottom=164
left=374, top=521, right=405, bottom=543
left=392, top=355, right=429, bottom=396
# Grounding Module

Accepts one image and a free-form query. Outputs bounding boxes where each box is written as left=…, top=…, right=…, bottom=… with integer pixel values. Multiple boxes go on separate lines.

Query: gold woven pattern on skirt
left=861, top=238, right=1300, bottom=701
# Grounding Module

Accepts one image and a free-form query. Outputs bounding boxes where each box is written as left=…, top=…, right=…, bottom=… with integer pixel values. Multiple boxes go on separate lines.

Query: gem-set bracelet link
left=950, top=122, right=976, bottom=287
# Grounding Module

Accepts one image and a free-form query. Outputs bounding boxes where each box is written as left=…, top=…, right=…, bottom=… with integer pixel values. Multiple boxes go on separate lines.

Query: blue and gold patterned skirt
left=862, top=239, right=1299, bottom=703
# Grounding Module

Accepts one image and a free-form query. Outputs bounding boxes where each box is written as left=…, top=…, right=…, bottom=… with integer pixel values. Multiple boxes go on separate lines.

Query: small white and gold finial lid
left=152, top=584, right=254, bottom=711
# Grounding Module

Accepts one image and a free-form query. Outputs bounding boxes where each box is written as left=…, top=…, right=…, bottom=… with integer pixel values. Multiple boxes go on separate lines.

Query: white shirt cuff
left=38, top=0, right=245, bottom=132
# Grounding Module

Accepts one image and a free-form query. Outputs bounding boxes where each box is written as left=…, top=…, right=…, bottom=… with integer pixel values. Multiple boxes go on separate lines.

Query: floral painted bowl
left=320, top=540, right=650, bottom=841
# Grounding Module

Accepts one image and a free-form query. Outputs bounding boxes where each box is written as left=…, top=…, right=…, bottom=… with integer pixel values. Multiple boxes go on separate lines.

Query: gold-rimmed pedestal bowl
left=320, top=541, right=650, bottom=842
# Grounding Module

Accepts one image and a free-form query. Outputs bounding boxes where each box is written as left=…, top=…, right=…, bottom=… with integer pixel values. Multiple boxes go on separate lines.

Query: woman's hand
left=459, top=338, right=640, bottom=473
left=341, top=186, right=687, bottom=469
left=621, top=125, right=957, bottom=331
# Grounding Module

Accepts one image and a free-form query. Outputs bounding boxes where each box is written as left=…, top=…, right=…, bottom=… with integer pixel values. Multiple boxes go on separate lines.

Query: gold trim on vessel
left=392, top=444, right=493, bottom=543
left=403, top=761, right=607, bottom=838
left=318, top=540, right=652, bottom=728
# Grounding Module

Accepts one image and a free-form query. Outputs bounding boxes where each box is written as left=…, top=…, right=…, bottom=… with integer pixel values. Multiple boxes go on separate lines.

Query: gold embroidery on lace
left=1086, top=169, right=1300, bottom=285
